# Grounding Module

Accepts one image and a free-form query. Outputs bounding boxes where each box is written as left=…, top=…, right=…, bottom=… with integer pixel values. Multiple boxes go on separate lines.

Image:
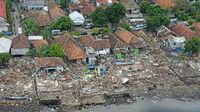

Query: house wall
left=96, top=48, right=110, bottom=55
left=11, top=48, right=29, bottom=55
left=45, top=66, right=64, bottom=72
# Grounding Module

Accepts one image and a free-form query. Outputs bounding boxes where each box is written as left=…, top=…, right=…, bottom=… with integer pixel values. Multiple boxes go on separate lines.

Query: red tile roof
left=115, top=29, right=143, bottom=48
left=50, top=6, right=66, bottom=20
left=12, top=35, right=30, bottom=49
left=79, top=34, right=95, bottom=47
left=69, top=0, right=96, bottom=15
left=32, top=40, right=48, bottom=50
left=0, top=0, right=6, bottom=18
left=108, top=33, right=127, bottom=49
left=156, top=0, right=175, bottom=9
left=171, top=24, right=200, bottom=39
left=35, top=57, right=66, bottom=68
left=28, top=10, right=51, bottom=26
left=91, top=39, right=111, bottom=50
left=192, top=22, right=200, bottom=32
left=57, top=34, right=87, bottom=60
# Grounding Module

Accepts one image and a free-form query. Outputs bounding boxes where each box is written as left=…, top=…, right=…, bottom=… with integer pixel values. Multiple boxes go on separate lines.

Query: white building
left=168, top=37, right=186, bottom=50
left=69, top=11, right=85, bottom=25
left=0, top=37, right=12, bottom=53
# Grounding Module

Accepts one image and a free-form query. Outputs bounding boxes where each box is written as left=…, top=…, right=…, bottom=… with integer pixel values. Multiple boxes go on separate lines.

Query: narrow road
left=11, top=2, right=21, bottom=34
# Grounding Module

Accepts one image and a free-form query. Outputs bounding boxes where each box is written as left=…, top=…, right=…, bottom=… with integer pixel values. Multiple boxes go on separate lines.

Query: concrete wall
left=96, top=48, right=110, bottom=55
left=11, top=48, right=29, bottom=55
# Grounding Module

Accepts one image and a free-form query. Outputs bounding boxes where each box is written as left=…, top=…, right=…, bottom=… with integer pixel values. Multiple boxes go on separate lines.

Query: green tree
left=175, top=10, right=190, bottom=21
left=185, top=38, right=200, bottom=54
left=139, top=0, right=150, bottom=13
left=146, top=15, right=170, bottom=31
left=91, top=8, right=108, bottom=27
left=91, top=28, right=100, bottom=35
left=51, top=16, right=72, bottom=30
left=105, top=3, right=126, bottom=25
left=23, top=18, right=39, bottom=35
left=39, top=44, right=65, bottom=58
left=60, top=0, right=70, bottom=8
left=40, top=27, right=51, bottom=38
left=146, top=5, right=167, bottom=16
left=0, top=53, right=11, bottom=66
left=27, top=49, right=37, bottom=58
left=175, top=0, right=192, bottom=12
left=102, top=27, right=112, bottom=34
left=120, top=23, right=132, bottom=31
left=6, top=0, right=13, bottom=31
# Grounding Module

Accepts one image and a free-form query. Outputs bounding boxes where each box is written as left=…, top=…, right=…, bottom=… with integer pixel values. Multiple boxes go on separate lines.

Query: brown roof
left=156, top=0, right=175, bottom=9
left=97, top=0, right=118, bottom=4
left=115, top=29, right=143, bottom=48
left=28, top=10, right=51, bottom=26
left=50, top=6, right=66, bottom=20
left=108, top=33, right=127, bottom=49
left=57, top=34, right=87, bottom=60
left=69, top=1, right=96, bottom=15
left=35, top=57, right=66, bottom=68
left=91, top=39, right=111, bottom=50
left=192, top=22, right=200, bottom=32
left=48, top=0, right=60, bottom=9
left=32, top=40, right=48, bottom=50
left=171, top=24, right=200, bottom=39
left=12, top=35, right=30, bottom=49
left=79, top=34, right=95, bottom=47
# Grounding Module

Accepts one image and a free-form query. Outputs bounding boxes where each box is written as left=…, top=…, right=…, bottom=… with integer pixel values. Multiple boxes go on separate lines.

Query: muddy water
left=76, top=99, right=200, bottom=112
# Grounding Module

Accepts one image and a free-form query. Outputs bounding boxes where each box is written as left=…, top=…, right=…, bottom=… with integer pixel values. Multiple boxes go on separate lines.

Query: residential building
left=35, top=57, right=66, bottom=72
left=22, top=0, right=45, bottom=11
left=50, top=6, right=66, bottom=21
left=11, top=35, right=30, bottom=56
left=57, top=33, right=87, bottom=60
left=28, top=10, right=51, bottom=27
left=31, top=40, right=48, bottom=51
left=0, top=0, right=9, bottom=32
left=115, top=29, right=144, bottom=49
left=96, top=0, right=118, bottom=6
left=0, top=37, right=12, bottom=53
left=167, top=37, right=186, bottom=51
left=156, top=0, right=175, bottom=9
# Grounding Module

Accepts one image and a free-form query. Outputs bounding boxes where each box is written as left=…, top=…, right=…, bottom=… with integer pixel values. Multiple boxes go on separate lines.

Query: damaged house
left=35, top=57, right=66, bottom=73
left=79, top=34, right=111, bottom=55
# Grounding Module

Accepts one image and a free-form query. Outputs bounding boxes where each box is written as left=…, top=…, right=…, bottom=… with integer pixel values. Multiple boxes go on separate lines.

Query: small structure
left=35, top=57, right=66, bottom=73
left=86, top=47, right=96, bottom=69
left=27, top=10, right=51, bottom=27
left=11, top=35, right=30, bottom=56
left=28, top=36, right=43, bottom=41
left=69, top=11, right=85, bottom=25
left=167, top=37, right=186, bottom=51
left=0, top=37, right=12, bottom=53
left=22, top=0, right=45, bottom=11
left=96, top=0, right=118, bottom=6
left=57, top=33, right=87, bottom=60
left=0, top=0, right=9, bottom=32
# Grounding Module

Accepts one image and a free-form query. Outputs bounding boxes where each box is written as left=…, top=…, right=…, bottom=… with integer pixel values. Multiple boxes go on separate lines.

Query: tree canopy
left=22, top=18, right=39, bottom=35
left=91, top=8, right=108, bottom=27
left=51, top=16, right=72, bottom=30
left=105, top=3, right=126, bottom=24
left=0, top=53, right=11, bottom=66
left=185, top=38, right=200, bottom=54
left=39, top=44, right=65, bottom=58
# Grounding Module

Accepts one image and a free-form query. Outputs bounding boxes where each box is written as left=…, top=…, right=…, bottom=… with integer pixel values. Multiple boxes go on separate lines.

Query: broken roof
left=57, top=34, right=87, bottom=60
left=28, top=10, right=51, bottom=26
left=108, top=33, right=127, bottom=49
left=12, top=35, right=30, bottom=49
left=35, top=57, right=66, bottom=68
left=0, top=37, right=12, bottom=53
left=32, top=40, right=48, bottom=50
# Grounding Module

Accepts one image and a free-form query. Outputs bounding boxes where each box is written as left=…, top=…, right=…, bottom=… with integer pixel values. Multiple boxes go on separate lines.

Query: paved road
left=11, top=2, right=21, bottom=34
